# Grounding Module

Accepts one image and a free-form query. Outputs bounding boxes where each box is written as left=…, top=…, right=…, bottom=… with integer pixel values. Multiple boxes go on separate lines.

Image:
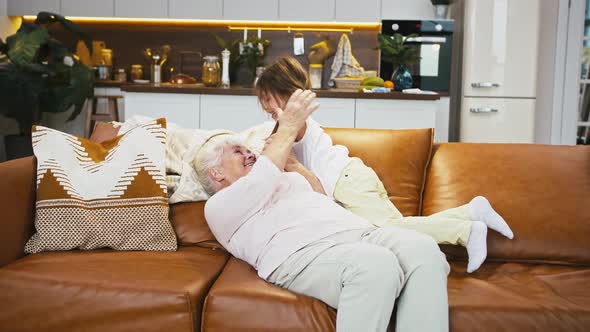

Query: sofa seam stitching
left=418, top=129, right=435, bottom=215
left=0, top=270, right=188, bottom=295
left=201, top=256, right=232, bottom=331
left=183, top=292, right=196, bottom=332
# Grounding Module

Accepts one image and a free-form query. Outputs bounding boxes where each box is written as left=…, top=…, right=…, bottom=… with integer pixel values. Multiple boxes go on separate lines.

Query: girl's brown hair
left=255, top=57, right=311, bottom=105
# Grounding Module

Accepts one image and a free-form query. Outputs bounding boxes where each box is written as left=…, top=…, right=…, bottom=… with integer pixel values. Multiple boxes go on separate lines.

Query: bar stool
left=85, top=95, right=123, bottom=138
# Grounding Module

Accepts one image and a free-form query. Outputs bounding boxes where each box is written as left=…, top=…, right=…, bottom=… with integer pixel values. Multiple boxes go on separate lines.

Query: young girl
left=255, top=57, right=513, bottom=273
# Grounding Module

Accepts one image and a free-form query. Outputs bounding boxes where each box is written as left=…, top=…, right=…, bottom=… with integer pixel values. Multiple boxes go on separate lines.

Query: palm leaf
left=6, top=27, right=49, bottom=66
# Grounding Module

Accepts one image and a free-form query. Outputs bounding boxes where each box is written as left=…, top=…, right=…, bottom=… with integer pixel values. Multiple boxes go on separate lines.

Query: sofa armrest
left=0, top=156, right=36, bottom=267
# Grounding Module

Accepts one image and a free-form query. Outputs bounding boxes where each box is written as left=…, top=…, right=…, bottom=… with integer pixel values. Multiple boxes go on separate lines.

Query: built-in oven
left=380, top=20, right=454, bottom=93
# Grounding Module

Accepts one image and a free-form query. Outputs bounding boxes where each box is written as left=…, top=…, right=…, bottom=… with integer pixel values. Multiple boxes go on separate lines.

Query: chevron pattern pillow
left=25, top=118, right=177, bottom=254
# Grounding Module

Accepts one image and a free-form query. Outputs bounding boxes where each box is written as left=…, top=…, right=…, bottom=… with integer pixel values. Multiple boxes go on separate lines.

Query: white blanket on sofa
left=117, top=115, right=275, bottom=203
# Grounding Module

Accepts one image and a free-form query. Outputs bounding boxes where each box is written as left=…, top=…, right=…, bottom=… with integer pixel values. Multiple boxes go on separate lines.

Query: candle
left=258, top=28, right=261, bottom=39
left=244, top=28, right=247, bottom=42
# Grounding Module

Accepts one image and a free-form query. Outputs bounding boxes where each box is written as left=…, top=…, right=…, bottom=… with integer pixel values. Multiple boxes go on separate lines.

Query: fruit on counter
left=360, top=77, right=384, bottom=87
left=384, top=80, right=394, bottom=89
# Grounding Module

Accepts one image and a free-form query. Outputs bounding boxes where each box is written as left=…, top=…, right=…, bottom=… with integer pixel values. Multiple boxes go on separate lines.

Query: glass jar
left=309, top=64, right=323, bottom=89
left=130, top=64, right=143, bottom=81
left=202, top=55, right=220, bottom=87
left=115, top=68, right=127, bottom=82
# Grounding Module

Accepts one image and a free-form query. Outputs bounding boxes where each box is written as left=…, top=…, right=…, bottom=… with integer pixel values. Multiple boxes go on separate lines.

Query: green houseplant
left=239, top=36, right=271, bottom=77
left=377, top=33, right=420, bottom=91
left=0, top=12, right=94, bottom=159
left=212, top=34, right=271, bottom=86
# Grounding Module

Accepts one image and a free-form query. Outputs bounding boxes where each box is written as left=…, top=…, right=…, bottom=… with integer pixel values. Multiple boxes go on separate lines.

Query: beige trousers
left=334, top=158, right=472, bottom=246
left=268, top=227, right=450, bottom=332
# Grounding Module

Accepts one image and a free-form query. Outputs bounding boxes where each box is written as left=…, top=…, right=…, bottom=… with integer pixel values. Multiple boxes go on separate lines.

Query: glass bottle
left=202, top=55, right=220, bottom=87
left=221, top=49, right=230, bottom=88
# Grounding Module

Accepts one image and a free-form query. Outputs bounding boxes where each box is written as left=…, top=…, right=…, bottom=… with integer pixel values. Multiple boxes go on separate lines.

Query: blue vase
left=391, top=65, right=413, bottom=91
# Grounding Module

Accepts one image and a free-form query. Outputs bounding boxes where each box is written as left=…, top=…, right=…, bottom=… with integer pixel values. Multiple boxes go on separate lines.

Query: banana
left=360, top=77, right=385, bottom=87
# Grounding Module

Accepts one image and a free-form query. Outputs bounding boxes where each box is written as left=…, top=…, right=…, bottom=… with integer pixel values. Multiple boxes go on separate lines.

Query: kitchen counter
left=95, top=80, right=125, bottom=88
left=119, top=83, right=442, bottom=101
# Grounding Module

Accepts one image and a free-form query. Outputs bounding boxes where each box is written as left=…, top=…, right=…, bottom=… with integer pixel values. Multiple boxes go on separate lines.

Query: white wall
left=534, top=0, right=585, bottom=145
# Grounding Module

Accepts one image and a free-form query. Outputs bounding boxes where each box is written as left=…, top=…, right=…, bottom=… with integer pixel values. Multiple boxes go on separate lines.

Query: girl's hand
left=284, top=151, right=302, bottom=172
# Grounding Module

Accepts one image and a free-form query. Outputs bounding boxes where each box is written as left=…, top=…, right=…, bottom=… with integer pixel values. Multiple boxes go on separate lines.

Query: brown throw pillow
left=25, top=118, right=177, bottom=254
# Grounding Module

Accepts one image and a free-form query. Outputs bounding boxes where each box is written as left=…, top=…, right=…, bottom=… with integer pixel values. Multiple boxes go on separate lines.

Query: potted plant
left=377, top=33, right=420, bottom=91
left=0, top=12, right=94, bottom=160
left=431, top=0, right=454, bottom=19
left=239, top=36, right=271, bottom=86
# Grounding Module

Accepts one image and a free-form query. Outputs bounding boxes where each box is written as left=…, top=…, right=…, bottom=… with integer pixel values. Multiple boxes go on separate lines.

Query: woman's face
left=260, top=93, right=287, bottom=121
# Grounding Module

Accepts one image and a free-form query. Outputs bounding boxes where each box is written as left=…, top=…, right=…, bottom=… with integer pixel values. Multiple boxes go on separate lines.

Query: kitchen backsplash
left=52, top=22, right=380, bottom=87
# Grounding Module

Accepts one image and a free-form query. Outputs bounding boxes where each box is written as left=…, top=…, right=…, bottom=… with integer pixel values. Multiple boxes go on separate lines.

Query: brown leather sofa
left=1, top=127, right=589, bottom=332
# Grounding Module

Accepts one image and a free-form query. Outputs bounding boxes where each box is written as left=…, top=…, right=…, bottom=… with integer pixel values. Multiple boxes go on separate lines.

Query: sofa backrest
left=0, top=156, right=37, bottom=267
left=325, top=127, right=434, bottom=216
left=174, top=127, right=434, bottom=247
left=423, top=143, right=590, bottom=266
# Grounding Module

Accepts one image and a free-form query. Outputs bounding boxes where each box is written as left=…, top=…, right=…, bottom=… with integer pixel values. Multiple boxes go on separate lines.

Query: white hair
left=193, top=135, right=245, bottom=196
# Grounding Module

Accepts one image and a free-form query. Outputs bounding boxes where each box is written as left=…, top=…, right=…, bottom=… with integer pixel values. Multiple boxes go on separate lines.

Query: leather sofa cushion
left=0, top=247, right=228, bottom=332
left=202, top=257, right=337, bottom=331
left=448, top=261, right=590, bottom=332
left=170, top=201, right=222, bottom=248
left=325, top=128, right=433, bottom=216
left=202, top=258, right=590, bottom=332
left=423, top=143, right=590, bottom=266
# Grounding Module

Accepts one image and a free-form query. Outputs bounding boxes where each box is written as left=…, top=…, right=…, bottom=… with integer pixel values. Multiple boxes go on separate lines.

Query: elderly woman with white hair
left=196, top=89, right=451, bottom=332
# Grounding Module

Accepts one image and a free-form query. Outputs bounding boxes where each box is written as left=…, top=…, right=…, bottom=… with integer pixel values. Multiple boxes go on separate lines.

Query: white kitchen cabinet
left=169, top=0, right=222, bottom=19
left=124, top=93, right=200, bottom=128
left=115, top=0, right=168, bottom=18
left=61, top=0, right=114, bottom=17
left=223, top=0, right=278, bottom=21
left=7, top=0, right=61, bottom=15
left=279, top=0, right=334, bottom=21
left=460, top=97, right=535, bottom=143
left=200, top=95, right=268, bottom=132
left=314, top=98, right=355, bottom=128
left=336, top=0, right=380, bottom=22
left=355, top=99, right=438, bottom=135
left=462, top=0, right=539, bottom=98
left=380, top=0, right=434, bottom=20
